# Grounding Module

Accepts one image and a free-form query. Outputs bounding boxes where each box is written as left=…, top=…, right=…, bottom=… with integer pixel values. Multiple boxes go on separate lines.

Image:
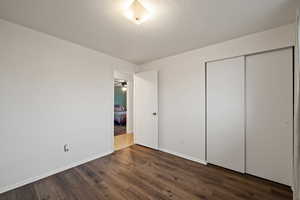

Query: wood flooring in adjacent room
left=0, top=145, right=292, bottom=200
left=114, top=133, right=134, bottom=151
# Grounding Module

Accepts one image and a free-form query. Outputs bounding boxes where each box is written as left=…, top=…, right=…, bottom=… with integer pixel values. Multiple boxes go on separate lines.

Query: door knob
left=152, top=112, right=157, bottom=116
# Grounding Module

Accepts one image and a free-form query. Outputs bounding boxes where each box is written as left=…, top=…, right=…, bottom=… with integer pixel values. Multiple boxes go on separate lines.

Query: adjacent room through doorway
left=114, top=78, right=134, bottom=150
left=114, top=79, right=127, bottom=136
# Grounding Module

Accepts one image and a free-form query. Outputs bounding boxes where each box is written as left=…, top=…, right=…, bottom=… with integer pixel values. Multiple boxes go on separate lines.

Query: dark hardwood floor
left=0, top=145, right=292, bottom=200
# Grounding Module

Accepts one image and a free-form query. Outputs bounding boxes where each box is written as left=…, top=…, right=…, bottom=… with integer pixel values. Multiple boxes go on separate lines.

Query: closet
left=206, top=48, right=293, bottom=186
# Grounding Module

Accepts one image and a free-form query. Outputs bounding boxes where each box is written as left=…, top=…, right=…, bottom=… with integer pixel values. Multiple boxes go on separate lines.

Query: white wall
left=139, top=23, right=296, bottom=164
left=0, top=19, right=136, bottom=193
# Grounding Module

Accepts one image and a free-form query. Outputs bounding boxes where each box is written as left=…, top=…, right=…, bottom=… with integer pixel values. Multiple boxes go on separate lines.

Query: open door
left=134, top=70, right=158, bottom=149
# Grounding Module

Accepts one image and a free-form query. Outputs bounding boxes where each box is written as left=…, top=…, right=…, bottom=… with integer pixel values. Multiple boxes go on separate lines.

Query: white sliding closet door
left=207, top=57, right=245, bottom=173
left=246, top=48, right=293, bottom=186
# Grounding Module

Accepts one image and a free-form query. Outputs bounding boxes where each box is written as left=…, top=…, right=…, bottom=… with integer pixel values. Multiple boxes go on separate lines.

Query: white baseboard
left=159, top=148, right=207, bottom=165
left=0, top=150, right=113, bottom=194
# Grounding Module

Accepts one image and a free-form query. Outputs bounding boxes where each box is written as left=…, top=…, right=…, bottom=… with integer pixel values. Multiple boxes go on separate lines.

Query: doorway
left=114, top=79, right=127, bottom=136
left=113, top=76, right=134, bottom=150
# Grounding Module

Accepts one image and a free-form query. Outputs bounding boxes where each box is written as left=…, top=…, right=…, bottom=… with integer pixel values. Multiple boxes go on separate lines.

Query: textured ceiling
left=0, top=0, right=297, bottom=64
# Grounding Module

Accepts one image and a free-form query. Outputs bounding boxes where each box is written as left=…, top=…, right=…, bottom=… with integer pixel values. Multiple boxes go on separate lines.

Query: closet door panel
left=207, top=57, right=245, bottom=173
left=246, top=48, right=293, bottom=186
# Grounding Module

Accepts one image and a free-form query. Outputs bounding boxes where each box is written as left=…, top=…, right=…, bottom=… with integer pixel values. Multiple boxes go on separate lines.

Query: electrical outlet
left=64, top=144, right=70, bottom=152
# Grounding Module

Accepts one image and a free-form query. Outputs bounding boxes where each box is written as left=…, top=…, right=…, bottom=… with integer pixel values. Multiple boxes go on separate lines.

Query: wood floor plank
left=111, top=149, right=212, bottom=199
left=87, top=156, right=164, bottom=200
left=13, top=184, right=38, bottom=200
left=0, top=145, right=292, bottom=200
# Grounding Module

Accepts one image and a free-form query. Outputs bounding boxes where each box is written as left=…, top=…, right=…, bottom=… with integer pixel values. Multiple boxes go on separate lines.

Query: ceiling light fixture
left=121, top=82, right=127, bottom=92
left=122, top=86, right=127, bottom=92
left=124, top=0, right=151, bottom=24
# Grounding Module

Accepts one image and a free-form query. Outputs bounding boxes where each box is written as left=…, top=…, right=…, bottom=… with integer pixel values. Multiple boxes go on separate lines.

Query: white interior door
left=246, top=48, right=293, bottom=186
left=134, top=70, right=158, bottom=149
left=207, top=56, right=245, bottom=173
